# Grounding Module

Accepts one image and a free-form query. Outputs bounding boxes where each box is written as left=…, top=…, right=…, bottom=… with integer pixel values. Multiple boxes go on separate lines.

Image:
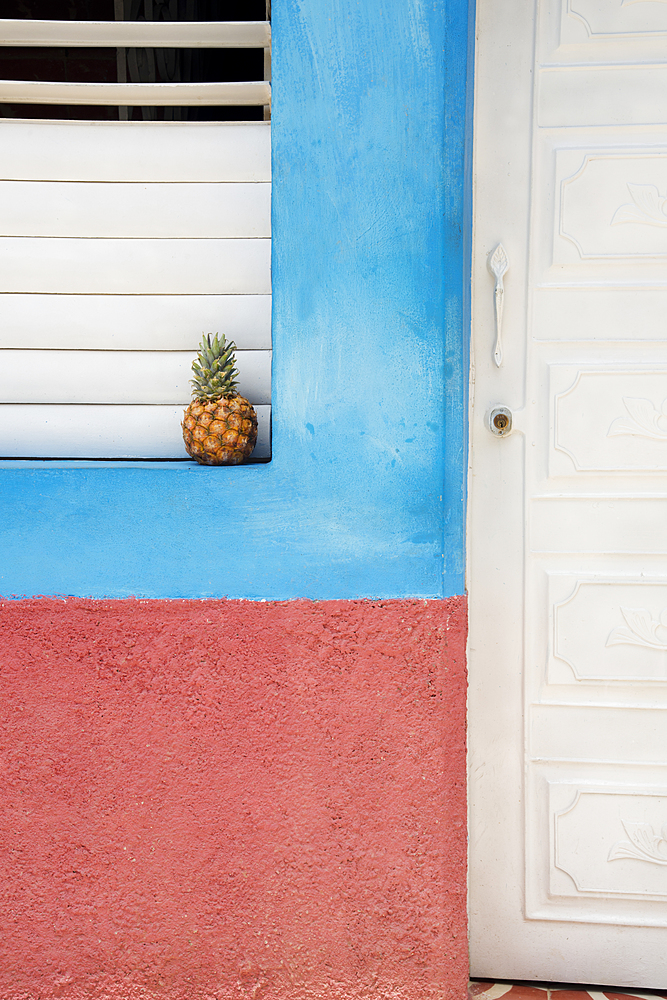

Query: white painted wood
left=0, top=404, right=270, bottom=459
left=0, top=120, right=271, bottom=460
left=0, top=120, right=270, bottom=183
left=0, top=181, right=270, bottom=239
left=0, top=350, right=271, bottom=405
left=469, top=0, right=667, bottom=987
left=533, top=288, right=667, bottom=342
left=540, top=66, right=667, bottom=129
left=0, top=295, right=271, bottom=350
left=0, top=19, right=270, bottom=48
left=0, top=80, right=271, bottom=107
left=0, top=237, right=270, bottom=294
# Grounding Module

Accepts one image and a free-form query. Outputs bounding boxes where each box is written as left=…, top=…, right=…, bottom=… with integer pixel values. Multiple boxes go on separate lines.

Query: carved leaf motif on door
left=606, top=606, right=667, bottom=649
left=608, top=820, right=667, bottom=865
left=608, top=397, right=667, bottom=439
left=612, top=183, right=667, bottom=227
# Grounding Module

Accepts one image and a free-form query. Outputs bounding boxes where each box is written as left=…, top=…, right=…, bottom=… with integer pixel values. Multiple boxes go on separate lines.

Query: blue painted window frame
left=0, top=0, right=472, bottom=601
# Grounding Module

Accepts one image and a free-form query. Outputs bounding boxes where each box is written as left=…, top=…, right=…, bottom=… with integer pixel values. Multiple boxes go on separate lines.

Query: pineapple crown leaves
left=190, top=332, right=240, bottom=400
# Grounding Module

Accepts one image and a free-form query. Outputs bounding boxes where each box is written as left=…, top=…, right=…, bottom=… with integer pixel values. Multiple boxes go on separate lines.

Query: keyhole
left=488, top=406, right=512, bottom=436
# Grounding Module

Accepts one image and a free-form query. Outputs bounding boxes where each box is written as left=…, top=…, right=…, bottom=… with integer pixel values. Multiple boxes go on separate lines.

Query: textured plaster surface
left=0, top=597, right=467, bottom=1000
left=0, top=0, right=471, bottom=601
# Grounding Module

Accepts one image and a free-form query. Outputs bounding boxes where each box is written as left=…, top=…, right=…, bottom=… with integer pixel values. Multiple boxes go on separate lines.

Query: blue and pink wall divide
left=0, top=0, right=472, bottom=995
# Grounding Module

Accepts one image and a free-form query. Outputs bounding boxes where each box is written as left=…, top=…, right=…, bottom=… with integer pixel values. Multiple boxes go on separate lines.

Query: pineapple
left=182, top=333, right=258, bottom=465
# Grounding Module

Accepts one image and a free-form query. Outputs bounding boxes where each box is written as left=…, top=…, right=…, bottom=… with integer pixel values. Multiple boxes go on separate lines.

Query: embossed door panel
left=552, top=367, right=667, bottom=474
left=470, top=0, right=667, bottom=985
left=526, top=774, right=667, bottom=923
left=549, top=576, right=667, bottom=682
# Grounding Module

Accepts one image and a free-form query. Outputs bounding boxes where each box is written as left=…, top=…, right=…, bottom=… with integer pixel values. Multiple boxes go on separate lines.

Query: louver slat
left=0, top=181, right=270, bottom=239
left=0, top=238, right=270, bottom=295
left=0, top=81, right=270, bottom=107
left=0, top=350, right=272, bottom=406
left=0, top=404, right=271, bottom=459
left=0, top=19, right=271, bottom=48
left=0, top=121, right=271, bottom=183
left=0, top=295, right=271, bottom=351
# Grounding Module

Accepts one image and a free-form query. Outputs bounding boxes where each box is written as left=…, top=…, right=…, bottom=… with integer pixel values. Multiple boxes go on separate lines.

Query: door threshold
left=470, top=981, right=667, bottom=1000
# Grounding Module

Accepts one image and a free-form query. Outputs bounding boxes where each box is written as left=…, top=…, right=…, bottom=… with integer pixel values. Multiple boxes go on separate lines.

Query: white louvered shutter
left=0, top=17, right=271, bottom=459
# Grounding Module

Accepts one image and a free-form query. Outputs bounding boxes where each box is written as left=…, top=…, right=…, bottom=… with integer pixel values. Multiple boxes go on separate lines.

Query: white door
left=469, top=0, right=667, bottom=986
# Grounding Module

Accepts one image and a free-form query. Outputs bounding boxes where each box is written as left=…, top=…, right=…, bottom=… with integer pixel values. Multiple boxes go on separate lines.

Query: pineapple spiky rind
left=182, top=332, right=258, bottom=465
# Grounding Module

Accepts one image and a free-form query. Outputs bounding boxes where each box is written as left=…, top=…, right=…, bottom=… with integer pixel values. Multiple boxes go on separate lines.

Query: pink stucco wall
left=0, top=597, right=467, bottom=1000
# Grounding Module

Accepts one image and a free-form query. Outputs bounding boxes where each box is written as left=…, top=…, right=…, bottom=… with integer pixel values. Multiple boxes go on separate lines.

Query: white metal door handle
left=488, top=243, right=509, bottom=368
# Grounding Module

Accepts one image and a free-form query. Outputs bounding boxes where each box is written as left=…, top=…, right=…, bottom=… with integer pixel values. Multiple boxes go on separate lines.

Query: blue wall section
left=0, top=0, right=472, bottom=600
